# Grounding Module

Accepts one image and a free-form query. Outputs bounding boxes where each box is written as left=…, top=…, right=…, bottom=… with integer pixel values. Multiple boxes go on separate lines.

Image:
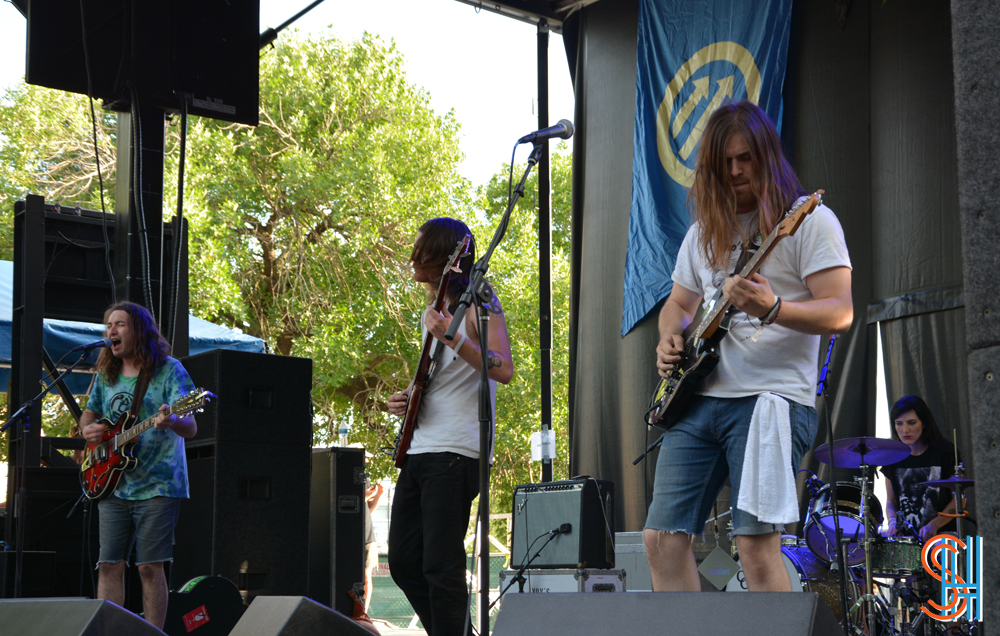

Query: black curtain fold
left=565, top=0, right=971, bottom=537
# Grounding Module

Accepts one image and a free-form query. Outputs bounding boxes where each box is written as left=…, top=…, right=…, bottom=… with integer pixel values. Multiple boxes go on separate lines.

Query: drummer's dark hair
left=889, top=395, right=950, bottom=448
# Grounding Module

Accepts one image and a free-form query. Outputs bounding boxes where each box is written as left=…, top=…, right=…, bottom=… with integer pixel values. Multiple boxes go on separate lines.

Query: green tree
left=0, top=32, right=575, bottom=523
left=181, top=32, right=474, bottom=481
left=0, top=82, right=118, bottom=260
left=470, top=148, right=573, bottom=528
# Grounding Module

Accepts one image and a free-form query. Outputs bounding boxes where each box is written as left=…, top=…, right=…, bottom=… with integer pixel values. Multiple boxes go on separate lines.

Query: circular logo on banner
left=656, top=41, right=762, bottom=187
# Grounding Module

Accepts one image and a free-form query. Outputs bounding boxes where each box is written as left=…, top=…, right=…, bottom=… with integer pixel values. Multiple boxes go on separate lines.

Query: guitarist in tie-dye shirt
left=81, top=301, right=197, bottom=630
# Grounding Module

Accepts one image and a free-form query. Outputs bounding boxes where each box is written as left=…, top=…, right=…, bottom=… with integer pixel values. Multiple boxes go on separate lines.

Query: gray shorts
left=97, top=495, right=181, bottom=566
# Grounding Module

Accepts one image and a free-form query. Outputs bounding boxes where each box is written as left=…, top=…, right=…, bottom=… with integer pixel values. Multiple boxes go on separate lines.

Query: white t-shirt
left=671, top=203, right=851, bottom=408
left=408, top=308, right=497, bottom=461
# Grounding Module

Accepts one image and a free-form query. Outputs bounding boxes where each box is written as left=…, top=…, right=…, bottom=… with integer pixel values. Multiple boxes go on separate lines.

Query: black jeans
left=388, top=452, right=479, bottom=636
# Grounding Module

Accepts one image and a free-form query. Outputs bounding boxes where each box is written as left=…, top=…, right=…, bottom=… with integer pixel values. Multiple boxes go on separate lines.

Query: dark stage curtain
left=564, top=0, right=973, bottom=535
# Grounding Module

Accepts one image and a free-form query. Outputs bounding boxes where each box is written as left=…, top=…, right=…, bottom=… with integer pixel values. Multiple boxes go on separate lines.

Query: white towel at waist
left=736, top=393, right=798, bottom=524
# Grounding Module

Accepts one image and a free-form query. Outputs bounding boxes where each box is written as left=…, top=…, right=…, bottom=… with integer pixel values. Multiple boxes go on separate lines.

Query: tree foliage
left=181, top=33, right=475, bottom=479
left=0, top=31, right=574, bottom=522
left=471, top=148, right=573, bottom=522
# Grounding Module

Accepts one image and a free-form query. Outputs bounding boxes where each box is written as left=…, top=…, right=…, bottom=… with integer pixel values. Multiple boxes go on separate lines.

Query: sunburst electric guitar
left=644, top=191, right=824, bottom=429
left=80, top=388, right=215, bottom=500
left=392, top=234, right=471, bottom=468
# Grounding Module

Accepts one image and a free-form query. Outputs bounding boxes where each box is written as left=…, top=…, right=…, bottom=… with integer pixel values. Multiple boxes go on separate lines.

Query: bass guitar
left=80, top=388, right=215, bottom=500
left=644, top=191, right=823, bottom=430
left=392, top=234, right=471, bottom=468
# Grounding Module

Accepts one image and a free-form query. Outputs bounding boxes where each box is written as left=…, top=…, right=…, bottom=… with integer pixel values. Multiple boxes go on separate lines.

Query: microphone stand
left=444, top=141, right=545, bottom=636
left=1, top=349, right=93, bottom=598
left=816, top=335, right=852, bottom=636
left=491, top=529, right=562, bottom=609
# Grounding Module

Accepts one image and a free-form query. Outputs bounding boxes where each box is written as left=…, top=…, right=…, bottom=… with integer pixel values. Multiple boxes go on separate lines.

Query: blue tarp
left=0, top=260, right=266, bottom=394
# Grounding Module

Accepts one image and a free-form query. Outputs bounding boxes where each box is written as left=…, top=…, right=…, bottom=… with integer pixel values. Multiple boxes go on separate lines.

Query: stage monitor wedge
left=0, top=598, right=167, bottom=636
left=493, top=592, right=841, bottom=636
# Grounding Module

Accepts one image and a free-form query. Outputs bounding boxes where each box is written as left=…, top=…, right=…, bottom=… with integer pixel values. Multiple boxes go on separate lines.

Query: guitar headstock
left=443, top=234, right=472, bottom=276
left=173, top=389, right=216, bottom=417
left=775, top=190, right=824, bottom=238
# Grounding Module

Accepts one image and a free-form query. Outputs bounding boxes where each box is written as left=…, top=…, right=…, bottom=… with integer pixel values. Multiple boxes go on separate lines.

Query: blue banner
left=622, top=0, right=793, bottom=335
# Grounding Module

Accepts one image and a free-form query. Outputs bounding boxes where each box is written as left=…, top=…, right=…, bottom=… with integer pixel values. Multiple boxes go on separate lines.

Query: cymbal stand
left=847, top=458, right=892, bottom=634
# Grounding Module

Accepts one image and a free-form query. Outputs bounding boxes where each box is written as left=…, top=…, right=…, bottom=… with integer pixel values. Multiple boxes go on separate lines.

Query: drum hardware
left=814, top=437, right=909, bottom=635
left=803, top=480, right=882, bottom=566
left=813, top=436, right=910, bottom=470
left=844, top=457, right=894, bottom=633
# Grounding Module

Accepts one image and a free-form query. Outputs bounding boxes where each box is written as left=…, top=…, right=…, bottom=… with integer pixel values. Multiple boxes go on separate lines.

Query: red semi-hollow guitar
left=79, top=388, right=215, bottom=500
left=392, top=235, right=471, bottom=468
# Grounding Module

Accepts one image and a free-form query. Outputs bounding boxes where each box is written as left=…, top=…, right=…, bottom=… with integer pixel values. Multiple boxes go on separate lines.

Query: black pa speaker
left=179, top=350, right=313, bottom=448
left=172, top=442, right=312, bottom=602
left=511, top=479, right=615, bottom=569
left=493, top=592, right=841, bottom=636
left=227, top=596, right=370, bottom=636
left=307, top=448, right=366, bottom=617
left=0, top=598, right=167, bottom=635
left=173, top=351, right=314, bottom=602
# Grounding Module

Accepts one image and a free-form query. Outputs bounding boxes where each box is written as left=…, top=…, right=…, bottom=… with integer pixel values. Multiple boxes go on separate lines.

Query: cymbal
left=920, top=475, right=975, bottom=488
left=813, top=436, right=911, bottom=469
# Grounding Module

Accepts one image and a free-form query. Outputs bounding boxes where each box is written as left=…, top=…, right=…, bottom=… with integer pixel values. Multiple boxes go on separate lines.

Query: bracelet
left=452, top=333, right=466, bottom=351
left=761, top=296, right=782, bottom=326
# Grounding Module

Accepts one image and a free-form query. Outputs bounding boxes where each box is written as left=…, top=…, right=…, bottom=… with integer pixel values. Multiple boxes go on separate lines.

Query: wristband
left=761, top=296, right=782, bottom=326
left=452, top=333, right=466, bottom=351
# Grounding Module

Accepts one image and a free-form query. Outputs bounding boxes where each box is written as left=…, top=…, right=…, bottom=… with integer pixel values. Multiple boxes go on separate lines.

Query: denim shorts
left=645, top=394, right=817, bottom=537
left=97, top=495, right=181, bottom=566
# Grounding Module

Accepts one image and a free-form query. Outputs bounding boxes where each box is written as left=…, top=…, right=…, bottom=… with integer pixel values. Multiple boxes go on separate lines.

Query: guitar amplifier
left=511, top=479, right=614, bottom=570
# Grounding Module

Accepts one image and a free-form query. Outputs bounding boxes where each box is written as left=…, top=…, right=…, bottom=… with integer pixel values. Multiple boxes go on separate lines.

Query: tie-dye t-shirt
left=86, top=357, right=196, bottom=500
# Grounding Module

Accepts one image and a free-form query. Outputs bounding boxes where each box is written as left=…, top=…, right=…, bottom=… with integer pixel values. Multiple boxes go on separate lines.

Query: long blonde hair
left=687, top=100, right=805, bottom=271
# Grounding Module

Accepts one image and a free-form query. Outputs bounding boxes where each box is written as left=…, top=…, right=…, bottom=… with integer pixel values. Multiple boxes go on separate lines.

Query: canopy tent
left=0, top=261, right=265, bottom=394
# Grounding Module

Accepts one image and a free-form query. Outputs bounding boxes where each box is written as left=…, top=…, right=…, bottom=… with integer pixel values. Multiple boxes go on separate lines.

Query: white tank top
left=407, top=308, right=496, bottom=462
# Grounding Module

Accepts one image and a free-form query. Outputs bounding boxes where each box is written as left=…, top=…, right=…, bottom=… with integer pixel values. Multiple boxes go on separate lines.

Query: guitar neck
left=691, top=207, right=798, bottom=342
left=115, top=403, right=181, bottom=445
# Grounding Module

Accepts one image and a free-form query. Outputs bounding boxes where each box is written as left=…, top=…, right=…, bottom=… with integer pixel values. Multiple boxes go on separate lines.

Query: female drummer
left=879, top=395, right=959, bottom=542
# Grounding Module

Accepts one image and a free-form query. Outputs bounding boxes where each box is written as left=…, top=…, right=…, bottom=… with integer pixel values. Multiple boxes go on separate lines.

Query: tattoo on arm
left=487, top=295, right=503, bottom=315
left=487, top=351, right=503, bottom=369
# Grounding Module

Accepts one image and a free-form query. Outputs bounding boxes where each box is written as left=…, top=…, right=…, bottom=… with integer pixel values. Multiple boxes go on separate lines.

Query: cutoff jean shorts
left=645, top=394, right=818, bottom=537
left=97, top=495, right=181, bottom=566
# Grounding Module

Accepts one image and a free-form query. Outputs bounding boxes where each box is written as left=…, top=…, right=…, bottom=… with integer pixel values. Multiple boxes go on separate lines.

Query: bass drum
left=726, top=543, right=857, bottom=622
left=804, top=482, right=883, bottom=566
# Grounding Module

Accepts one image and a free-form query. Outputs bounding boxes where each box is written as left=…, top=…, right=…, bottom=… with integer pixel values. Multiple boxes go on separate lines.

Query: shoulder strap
left=129, top=372, right=151, bottom=418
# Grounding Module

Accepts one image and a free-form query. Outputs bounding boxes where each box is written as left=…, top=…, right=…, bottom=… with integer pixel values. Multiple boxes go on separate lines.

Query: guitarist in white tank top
left=386, top=217, right=514, bottom=636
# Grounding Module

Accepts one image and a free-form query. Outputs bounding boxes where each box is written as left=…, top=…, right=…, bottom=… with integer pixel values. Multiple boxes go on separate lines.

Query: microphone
left=70, top=337, right=113, bottom=352
left=518, top=119, right=574, bottom=144
left=550, top=523, right=572, bottom=536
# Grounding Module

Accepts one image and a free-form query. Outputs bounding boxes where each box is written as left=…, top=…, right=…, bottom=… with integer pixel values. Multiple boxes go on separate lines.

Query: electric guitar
left=392, top=234, right=471, bottom=468
left=644, top=191, right=824, bottom=429
left=79, top=388, right=215, bottom=500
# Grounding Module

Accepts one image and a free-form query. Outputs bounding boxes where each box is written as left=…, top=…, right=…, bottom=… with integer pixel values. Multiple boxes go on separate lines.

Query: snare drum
left=726, top=544, right=858, bottom=621
left=804, top=482, right=883, bottom=565
left=870, top=537, right=924, bottom=579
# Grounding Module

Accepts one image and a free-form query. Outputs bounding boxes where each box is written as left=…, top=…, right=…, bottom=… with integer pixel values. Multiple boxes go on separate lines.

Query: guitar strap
left=129, top=372, right=151, bottom=420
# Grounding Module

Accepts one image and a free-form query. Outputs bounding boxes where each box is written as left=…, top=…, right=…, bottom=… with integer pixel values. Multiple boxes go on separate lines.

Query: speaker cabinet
left=0, top=598, right=168, bottom=636
left=180, top=350, right=313, bottom=448
left=173, top=351, right=314, bottom=603
left=228, top=596, right=370, bottom=636
left=1, top=467, right=99, bottom=599
left=307, top=448, right=366, bottom=617
left=511, top=479, right=615, bottom=569
left=493, top=592, right=841, bottom=636
left=173, top=443, right=312, bottom=602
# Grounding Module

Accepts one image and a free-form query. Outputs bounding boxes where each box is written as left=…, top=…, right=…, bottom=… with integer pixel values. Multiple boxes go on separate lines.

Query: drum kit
left=730, top=436, right=976, bottom=635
